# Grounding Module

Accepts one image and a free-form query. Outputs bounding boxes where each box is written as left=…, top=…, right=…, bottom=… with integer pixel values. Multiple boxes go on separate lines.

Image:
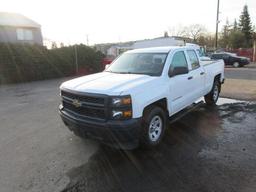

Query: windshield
left=106, top=53, right=167, bottom=76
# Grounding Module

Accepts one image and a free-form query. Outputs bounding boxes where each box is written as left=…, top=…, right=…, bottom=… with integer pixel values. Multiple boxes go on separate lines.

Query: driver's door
left=168, top=51, right=195, bottom=115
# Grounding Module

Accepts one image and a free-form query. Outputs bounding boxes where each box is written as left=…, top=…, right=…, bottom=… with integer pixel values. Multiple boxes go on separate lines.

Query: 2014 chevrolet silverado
left=59, top=46, right=225, bottom=149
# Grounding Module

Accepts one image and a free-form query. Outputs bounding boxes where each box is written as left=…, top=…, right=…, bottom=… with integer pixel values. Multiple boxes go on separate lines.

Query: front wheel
left=204, top=80, right=220, bottom=105
left=140, top=106, right=167, bottom=148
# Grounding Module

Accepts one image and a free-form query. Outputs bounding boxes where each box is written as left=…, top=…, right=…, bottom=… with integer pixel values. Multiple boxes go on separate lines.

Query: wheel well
left=143, top=98, right=168, bottom=115
left=214, top=74, right=222, bottom=83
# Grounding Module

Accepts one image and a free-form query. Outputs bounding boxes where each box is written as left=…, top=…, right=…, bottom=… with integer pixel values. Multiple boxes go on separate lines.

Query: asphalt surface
left=225, top=68, right=256, bottom=80
left=0, top=78, right=256, bottom=192
left=0, top=78, right=98, bottom=192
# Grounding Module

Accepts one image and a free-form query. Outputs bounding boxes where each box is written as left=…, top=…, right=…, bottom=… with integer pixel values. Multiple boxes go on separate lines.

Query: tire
left=140, top=106, right=167, bottom=148
left=233, top=62, right=240, bottom=68
left=204, top=80, right=220, bottom=105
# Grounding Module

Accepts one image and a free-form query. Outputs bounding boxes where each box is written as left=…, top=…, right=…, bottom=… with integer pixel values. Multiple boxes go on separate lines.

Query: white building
left=107, top=37, right=185, bottom=57
left=133, top=37, right=184, bottom=49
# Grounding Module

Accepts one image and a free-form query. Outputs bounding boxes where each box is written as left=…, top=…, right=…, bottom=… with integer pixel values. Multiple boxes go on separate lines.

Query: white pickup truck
left=59, top=46, right=224, bottom=149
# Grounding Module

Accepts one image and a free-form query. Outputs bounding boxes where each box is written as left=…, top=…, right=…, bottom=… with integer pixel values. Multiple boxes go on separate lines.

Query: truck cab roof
left=126, top=46, right=185, bottom=54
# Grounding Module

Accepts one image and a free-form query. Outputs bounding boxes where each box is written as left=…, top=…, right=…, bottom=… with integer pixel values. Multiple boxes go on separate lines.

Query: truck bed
left=201, top=60, right=221, bottom=66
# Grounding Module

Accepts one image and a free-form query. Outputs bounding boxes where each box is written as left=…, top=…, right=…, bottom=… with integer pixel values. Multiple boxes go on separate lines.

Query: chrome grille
left=61, top=90, right=107, bottom=120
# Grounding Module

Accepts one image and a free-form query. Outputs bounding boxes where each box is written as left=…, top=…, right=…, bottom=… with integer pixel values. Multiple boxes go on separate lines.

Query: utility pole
left=74, top=44, right=78, bottom=74
left=215, top=0, right=220, bottom=50
left=86, top=34, right=89, bottom=46
left=253, top=39, right=256, bottom=62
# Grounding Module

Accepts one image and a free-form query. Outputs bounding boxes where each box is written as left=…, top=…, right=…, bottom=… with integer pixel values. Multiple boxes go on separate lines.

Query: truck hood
left=60, top=72, right=156, bottom=95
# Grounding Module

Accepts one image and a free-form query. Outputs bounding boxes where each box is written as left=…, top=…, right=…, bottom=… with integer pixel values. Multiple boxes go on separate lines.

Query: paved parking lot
left=0, top=76, right=256, bottom=192
left=225, top=68, right=256, bottom=80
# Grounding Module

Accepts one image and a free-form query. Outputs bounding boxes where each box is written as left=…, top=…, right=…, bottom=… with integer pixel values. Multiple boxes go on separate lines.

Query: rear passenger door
left=186, top=50, right=205, bottom=100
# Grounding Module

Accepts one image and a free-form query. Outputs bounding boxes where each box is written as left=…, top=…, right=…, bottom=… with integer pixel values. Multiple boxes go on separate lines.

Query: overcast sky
left=1, top=0, right=255, bottom=45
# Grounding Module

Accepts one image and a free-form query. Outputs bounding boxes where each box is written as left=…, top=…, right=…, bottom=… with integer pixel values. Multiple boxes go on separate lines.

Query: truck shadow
left=62, top=102, right=255, bottom=192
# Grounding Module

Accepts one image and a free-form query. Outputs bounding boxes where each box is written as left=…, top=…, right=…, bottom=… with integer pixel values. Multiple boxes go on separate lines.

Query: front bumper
left=59, top=105, right=141, bottom=149
left=240, top=60, right=250, bottom=65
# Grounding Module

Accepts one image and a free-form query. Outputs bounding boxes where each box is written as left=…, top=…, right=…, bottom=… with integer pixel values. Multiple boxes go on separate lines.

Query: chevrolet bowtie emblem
left=72, top=99, right=82, bottom=108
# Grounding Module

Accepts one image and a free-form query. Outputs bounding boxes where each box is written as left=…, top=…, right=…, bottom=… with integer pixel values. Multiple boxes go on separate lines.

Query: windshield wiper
left=106, top=70, right=126, bottom=74
left=117, top=72, right=132, bottom=74
left=107, top=71, right=155, bottom=76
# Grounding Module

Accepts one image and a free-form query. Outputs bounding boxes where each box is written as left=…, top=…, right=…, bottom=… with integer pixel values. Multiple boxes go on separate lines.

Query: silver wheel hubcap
left=148, top=115, right=162, bottom=142
left=233, top=62, right=239, bottom=67
left=213, top=84, right=219, bottom=101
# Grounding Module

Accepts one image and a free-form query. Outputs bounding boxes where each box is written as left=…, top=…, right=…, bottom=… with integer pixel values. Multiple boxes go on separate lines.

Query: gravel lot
left=221, top=67, right=256, bottom=101
left=0, top=72, right=255, bottom=192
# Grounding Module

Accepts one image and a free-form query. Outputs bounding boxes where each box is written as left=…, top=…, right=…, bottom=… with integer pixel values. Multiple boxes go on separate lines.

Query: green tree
left=229, top=31, right=245, bottom=49
left=0, top=43, right=104, bottom=84
left=239, top=5, right=253, bottom=47
left=233, top=19, right=238, bottom=31
left=219, top=19, right=232, bottom=48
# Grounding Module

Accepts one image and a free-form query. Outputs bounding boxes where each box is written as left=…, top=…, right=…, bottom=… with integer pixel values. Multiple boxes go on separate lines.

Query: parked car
left=211, top=52, right=250, bottom=67
left=59, top=46, right=225, bottom=149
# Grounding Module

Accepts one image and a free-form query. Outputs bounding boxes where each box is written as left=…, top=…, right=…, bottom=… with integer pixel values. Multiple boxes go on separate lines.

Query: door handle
left=200, top=72, right=205, bottom=75
left=188, top=76, right=193, bottom=80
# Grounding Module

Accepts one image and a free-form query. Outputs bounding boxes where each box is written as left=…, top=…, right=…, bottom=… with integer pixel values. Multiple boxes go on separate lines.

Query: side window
left=223, top=54, right=229, bottom=59
left=187, top=50, right=200, bottom=70
left=214, top=54, right=219, bottom=59
left=214, top=54, right=221, bottom=59
left=169, top=51, right=188, bottom=72
left=16, top=28, right=34, bottom=41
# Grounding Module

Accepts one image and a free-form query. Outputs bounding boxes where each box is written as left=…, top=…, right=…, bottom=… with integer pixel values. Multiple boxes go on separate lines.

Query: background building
left=103, top=37, right=185, bottom=58
left=0, top=12, right=43, bottom=45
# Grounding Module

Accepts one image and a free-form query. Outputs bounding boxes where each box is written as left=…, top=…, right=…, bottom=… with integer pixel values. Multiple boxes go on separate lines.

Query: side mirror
left=169, top=66, right=188, bottom=77
left=105, top=64, right=110, bottom=70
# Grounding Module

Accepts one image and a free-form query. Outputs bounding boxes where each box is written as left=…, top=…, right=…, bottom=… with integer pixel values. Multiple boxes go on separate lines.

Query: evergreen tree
left=233, top=19, right=238, bottom=31
left=220, top=19, right=232, bottom=48
left=239, top=5, right=253, bottom=47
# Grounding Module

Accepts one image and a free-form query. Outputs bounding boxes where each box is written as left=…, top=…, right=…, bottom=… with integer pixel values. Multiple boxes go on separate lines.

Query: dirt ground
left=221, top=78, right=256, bottom=101
left=221, top=65, right=256, bottom=101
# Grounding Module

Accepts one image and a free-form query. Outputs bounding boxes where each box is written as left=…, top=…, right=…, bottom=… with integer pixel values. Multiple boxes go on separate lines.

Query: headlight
left=110, top=95, right=132, bottom=120
left=111, top=96, right=131, bottom=107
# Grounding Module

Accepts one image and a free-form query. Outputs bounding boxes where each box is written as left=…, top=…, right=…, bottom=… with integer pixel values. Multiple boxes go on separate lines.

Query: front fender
left=131, top=84, right=168, bottom=118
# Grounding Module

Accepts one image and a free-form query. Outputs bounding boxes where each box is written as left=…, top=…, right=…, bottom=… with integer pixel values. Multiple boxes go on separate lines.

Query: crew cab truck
left=59, top=46, right=224, bottom=149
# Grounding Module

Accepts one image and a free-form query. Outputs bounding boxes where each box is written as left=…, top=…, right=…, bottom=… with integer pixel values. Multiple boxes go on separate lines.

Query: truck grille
left=61, top=91, right=104, bottom=105
left=61, top=90, right=107, bottom=120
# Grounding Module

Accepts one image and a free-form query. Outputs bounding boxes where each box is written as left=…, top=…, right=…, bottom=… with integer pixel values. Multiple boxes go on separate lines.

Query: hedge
left=0, top=43, right=104, bottom=84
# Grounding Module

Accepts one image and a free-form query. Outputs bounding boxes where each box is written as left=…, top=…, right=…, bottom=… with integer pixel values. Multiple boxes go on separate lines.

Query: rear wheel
left=204, top=80, right=220, bottom=105
left=233, top=62, right=240, bottom=68
left=140, top=106, right=167, bottom=147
